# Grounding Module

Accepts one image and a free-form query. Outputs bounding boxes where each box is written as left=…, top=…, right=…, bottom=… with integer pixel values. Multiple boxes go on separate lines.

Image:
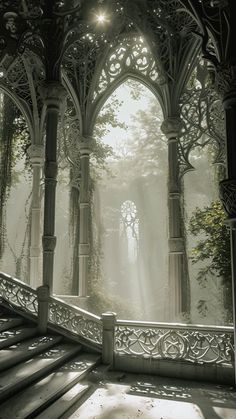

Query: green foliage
left=126, top=97, right=166, bottom=179
left=189, top=200, right=232, bottom=320
left=91, top=96, right=127, bottom=180
left=94, top=97, right=127, bottom=138
left=189, top=200, right=230, bottom=279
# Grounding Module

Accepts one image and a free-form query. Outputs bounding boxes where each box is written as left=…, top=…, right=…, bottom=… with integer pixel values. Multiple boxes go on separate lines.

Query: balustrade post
left=102, top=312, right=117, bottom=366
left=161, top=117, right=189, bottom=320
left=78, top=137, right=92, bottom=297
left=219, top=87, right=236, bottom=386
left=28, top=144, right=44, bottom=288
left=37, top=285, right=49, bottom=334
left=39, top=83, right=67, bottom=295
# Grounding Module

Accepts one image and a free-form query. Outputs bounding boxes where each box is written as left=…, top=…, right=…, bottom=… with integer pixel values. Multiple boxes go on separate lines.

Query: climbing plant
left=0, top=94, right=17, bottom=258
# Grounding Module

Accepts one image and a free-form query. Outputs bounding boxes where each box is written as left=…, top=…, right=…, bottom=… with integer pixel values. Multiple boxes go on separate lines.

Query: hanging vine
left=0, top=94, right=18, bottom=258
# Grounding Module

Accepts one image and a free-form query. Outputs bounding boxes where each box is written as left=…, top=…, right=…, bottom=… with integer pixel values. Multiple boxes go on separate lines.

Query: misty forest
left=0, top=77, right=231, bottom=325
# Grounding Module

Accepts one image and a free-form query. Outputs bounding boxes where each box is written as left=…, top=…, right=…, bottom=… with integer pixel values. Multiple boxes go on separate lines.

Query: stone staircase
left=0, top=306, right=101, bottom=418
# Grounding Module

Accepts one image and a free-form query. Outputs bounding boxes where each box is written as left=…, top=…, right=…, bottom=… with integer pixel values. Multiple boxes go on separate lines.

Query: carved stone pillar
left=39, top=82, right=67, bottom=293
left=78, top=137, right=92, bottom=297
left=27, top=144, right=44, bottom=288
left=161, top=117, right=189, bottom=320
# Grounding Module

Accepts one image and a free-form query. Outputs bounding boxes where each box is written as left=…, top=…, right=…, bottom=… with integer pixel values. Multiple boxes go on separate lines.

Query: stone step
left=34, top=382, right=91, bottom=419
left=0, top=325, right=37, bottom=349
left=0, top=342, right=82, bottom=403
left=0, top=353, right=101, bottom=419
left=0, top=334, right=62, bottom=372
left=0, top=316, right=23, bottom=332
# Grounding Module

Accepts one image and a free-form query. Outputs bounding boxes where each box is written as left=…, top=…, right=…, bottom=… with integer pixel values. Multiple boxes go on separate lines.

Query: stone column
left=78, top=137, right=91, bottom=297
left=161, top=117, right=189, bottom=320
left=219, top=85, right=236, bottom=384
left=102, top=312, right=117, bottom=366
left=27, top=144, right=44, bottom=288
left=40, top=82, right=67, bottom=294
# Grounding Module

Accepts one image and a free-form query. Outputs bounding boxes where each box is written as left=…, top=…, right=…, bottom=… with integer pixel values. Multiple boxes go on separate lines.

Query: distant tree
left=189, top=200, right=232, bottom=322
left=126, top=96, right=166, bottom=179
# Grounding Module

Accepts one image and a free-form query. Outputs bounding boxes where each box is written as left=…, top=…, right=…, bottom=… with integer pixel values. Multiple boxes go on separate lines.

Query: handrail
left=116, top=318, right=234, bottom=333
left=0, top=271, right=38, bottom=316
left=48, top=295, right=102, bottom=345
left=115, top=318, right=234, bottom=366
left=0, top=272, right=234, bottom=369
left=0, top=272, right=102, bottom=346
left=50, top=295, right=101, bottom=322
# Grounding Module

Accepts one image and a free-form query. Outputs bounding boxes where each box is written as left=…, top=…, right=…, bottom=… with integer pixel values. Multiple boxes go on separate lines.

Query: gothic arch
left=91, top=72, right=164, bottom=133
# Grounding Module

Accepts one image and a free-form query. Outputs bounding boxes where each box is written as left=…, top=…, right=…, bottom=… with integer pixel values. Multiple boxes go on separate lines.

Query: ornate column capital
left=161, top=117, right=183, bottom=139
left=215, top=65, right=236, bottom=100
left=27, top=144, right=44, bottom=166
left=39, top=82, right=67, bottom=110
left=79, top=136, right=93, bottom=156
left=219, top=179, right=236, bottom=227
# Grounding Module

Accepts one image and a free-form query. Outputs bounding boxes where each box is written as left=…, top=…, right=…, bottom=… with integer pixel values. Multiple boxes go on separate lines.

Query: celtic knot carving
left=0, top=272, right=38, bottom=315
left=49, top=299, right=102, bottom=345
left=115, top=324, right=234, bottom=365
left=219, top=179, right=236, bottom=218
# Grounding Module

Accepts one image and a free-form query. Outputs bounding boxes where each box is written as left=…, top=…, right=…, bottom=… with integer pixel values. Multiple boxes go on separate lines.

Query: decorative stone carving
left=161, top=117, right=183, bottom=139
left=219, top=179, right=236, bottom=219
left=79, top=136, right=93, bottom=156
left=39, top=82, right=67, bottom=109
left=215, top=65, right=236, bottom=98
left=3, top=11, right=18, bottom=39
left=0, top=272, right=38, bottom=315
left=27, top=144, right=44, bottom=165
left=115, top=323, right=234, bottom=365
left=49, top=300, right=103, bottom=345
left=93, top=35, right=162, bottom=102
left=179, top=62, right=226, bottom=176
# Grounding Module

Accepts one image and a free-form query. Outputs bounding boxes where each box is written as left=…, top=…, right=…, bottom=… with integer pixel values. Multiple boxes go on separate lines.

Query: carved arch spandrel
left=0, top=49, right=45, bottom=145
left=86, top=34, right=166, bottom=133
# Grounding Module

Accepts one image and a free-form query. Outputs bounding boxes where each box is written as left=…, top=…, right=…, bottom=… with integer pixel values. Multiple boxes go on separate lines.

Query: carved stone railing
left=0, top=272, right=38, bottom=316
left=115, top=320, right=234, bottom=366
left=0, top=272, right=234, bottom=378
left=0, top=272, right=102, bottom=347
left=48, top=296, right=102, bottom=346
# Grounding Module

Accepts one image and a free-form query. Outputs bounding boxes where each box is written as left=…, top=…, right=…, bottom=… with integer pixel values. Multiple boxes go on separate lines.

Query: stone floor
left=63, top=367, right=236, bottom=419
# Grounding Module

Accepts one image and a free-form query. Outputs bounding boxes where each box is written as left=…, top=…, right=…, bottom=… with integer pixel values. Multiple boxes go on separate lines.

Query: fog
left=0, top=84, right=229, bottom=324
left=90, top=81, right=168, bottom=320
